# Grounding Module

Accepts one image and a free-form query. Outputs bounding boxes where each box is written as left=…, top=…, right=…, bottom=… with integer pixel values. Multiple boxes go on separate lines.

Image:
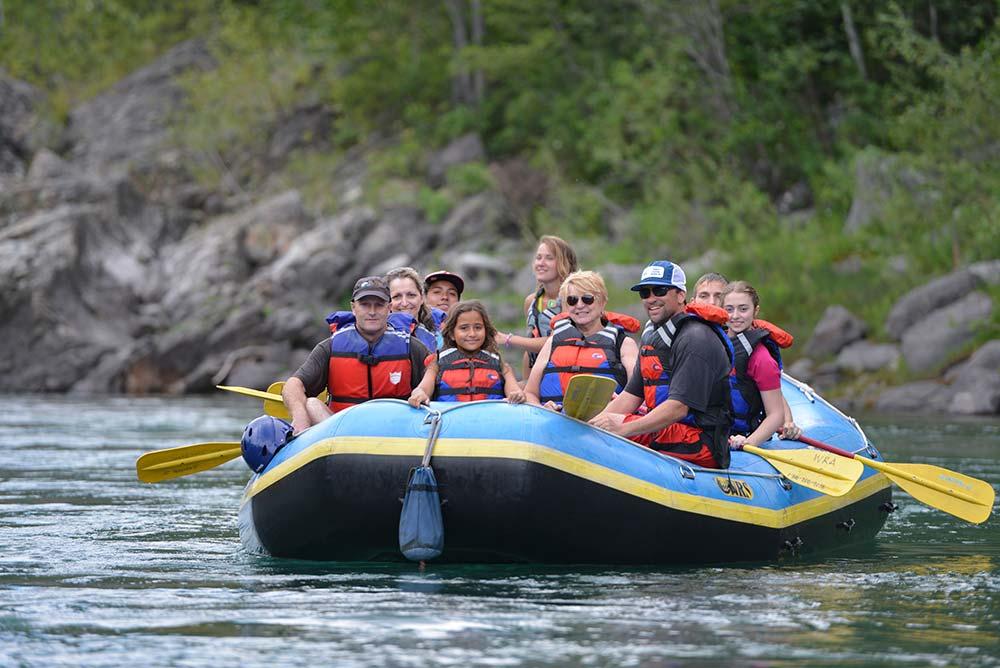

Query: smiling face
left=351, top=295, right=390, bottom=340
left=425, top=280, right=460, bottom=312
left=694, top=280, right=727, bottom=308
left=389, top=277, right=423, bottom=317
left=564, top=283, right=606, bottom=332
left=723, top=291, right=758, bottom=334
left=533, top=242, right=559, bottom=285
left=453, top=310, right=486, bottom=354
left=640, top=285, right=686, bottom=326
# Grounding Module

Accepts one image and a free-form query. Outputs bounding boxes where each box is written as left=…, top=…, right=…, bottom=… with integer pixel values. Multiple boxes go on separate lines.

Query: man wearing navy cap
left=590, top=260, right=734, bottom=468
left=283, top=275, right=430, bottom=433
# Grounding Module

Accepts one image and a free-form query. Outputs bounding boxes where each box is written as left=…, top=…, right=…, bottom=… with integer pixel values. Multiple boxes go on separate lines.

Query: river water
left=1, top=395, right=997, bottom=667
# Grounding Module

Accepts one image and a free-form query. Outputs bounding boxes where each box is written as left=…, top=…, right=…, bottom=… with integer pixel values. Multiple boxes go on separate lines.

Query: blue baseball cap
left=630, top=260, right=687, bottom=292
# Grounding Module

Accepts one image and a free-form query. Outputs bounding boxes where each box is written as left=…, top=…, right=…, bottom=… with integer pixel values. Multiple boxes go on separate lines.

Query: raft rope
left=782, top=372, right=877, bottom=458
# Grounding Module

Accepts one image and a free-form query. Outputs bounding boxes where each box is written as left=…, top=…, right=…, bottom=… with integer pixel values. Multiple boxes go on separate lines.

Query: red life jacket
left=538, top=311, right=640, bottom=404
left=751, top=318, right=793, bottom=348
left=435, top=348, right=505, bottom=402
left=326, top=325, right=413, bottom=413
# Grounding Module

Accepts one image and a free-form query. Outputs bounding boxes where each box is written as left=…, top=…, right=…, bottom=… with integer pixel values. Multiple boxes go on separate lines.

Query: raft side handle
left=679, top=463, right=696, bottom=480
left=836, top=518, right=856, bottom=532
left=778, top=476, right=793, bottom=491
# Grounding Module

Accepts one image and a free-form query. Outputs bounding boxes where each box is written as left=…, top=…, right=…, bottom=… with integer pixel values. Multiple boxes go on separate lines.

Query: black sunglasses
left=565, top=294, right=596, bottom=306
left=638, top=285, right=672, bottom=299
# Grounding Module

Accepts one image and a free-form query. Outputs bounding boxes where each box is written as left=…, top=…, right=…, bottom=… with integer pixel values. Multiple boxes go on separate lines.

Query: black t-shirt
left=624, top=320, right=731, bottom=414
left=293, top=332, right=429, bottom=397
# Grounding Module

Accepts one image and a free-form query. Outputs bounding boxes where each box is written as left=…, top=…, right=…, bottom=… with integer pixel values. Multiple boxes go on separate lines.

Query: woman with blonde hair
left=497, top=235, right=579, bottom=379
left=524, top=270, right=640, bottom=409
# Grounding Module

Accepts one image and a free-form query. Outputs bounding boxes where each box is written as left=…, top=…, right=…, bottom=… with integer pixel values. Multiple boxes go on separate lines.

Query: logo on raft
left=715, top=477, right=754, bottom=499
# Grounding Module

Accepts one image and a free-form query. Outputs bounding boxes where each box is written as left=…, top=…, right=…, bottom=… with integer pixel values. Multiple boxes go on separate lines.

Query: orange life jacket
left=538, top=311, right=639, bottom=403
left=326, top=325, right=413, bottom=413
left=435, top=348, right=505, bottom=401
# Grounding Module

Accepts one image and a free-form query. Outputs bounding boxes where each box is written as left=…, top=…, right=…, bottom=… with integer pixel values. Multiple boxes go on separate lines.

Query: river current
left=1, top=395, right=997, bottom=667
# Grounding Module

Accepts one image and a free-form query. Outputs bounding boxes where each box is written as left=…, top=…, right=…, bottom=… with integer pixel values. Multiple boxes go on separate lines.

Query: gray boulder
left=948, top=367, right=1000, bottom=415
left=805, top=305, right=868, bottom=358
left=835, top=341, right=900, bottom=373
left=944, top=339, right=1000, bottom=383
left=66, top=39, right=214, bottom=174
left=875, top=381, right=948, bottom=413
left=444, top=250, right=515, bottom=294
left=0, top=71, right=45, bottom=181
left=900, top=291, right=993, bottom=374
left=844, top=151, right=932, bottom=234
left=427, top=133, right=485, bottom=188
left=969, top=259, right=1000, bottom=286
left=885, top=267, right=983, bottom=340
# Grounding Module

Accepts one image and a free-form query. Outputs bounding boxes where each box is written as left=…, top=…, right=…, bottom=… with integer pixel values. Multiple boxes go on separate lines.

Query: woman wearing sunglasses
left=524, top=271, right=640, bottom=409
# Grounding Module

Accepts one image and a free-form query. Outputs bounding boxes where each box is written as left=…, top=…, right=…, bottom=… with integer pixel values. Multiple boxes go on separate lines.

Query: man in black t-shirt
left=589, top=260, right=733, bottom=468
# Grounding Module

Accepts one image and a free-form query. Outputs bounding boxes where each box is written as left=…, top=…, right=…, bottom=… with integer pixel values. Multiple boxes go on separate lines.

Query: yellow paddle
left=562, top=374, right=618, bottom=420
left=796, top=434, right=995, bottom=524
left=742, top=444, right=864, bottom=497
left=216, top=382, right=327, bottom=420
left=136, top=442, right=242, bottom=483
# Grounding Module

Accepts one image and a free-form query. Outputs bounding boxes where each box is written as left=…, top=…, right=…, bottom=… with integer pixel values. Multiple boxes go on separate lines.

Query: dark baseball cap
left=352, top=276, right=390, bottom=301
left=424, top=270, right=465, bottom=296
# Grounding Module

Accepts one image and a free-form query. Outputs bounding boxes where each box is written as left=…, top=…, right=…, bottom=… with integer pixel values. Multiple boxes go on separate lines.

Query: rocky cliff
left=1, top=42, right=996, bottom=416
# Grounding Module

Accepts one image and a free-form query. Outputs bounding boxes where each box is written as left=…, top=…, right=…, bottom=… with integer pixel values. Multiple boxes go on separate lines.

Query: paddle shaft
left=796, top=434, right=988, bottom=507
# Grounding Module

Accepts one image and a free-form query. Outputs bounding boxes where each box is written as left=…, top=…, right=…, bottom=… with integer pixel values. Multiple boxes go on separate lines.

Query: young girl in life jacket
left=524, top=270, right=641, bottom=410
left=408, top=301, right=526, bottom=406
left=723, top=281, right=787, bottom=450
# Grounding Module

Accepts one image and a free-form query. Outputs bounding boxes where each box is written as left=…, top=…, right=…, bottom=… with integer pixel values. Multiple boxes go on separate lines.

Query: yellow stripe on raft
left=242, top=436, right=890, bottom=529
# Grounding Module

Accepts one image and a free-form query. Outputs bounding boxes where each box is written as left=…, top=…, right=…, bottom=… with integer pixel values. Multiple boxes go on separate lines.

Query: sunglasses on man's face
left=638, top=285, right=672, bottom=299
left=565, top=294, right=596, bottom=306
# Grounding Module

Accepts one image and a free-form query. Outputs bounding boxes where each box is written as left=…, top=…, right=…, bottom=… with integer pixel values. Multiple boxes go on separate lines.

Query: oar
left=136, top=442, right=242, bottom=483
left=794, top=434, right=995, bottom=524
left=216, top=382, right=287, bottom=419
left=742, top=444, right=864, bottom=497
left=216, top=382, right=327, bottom=421
left=563, top=374, right=617, bottom=420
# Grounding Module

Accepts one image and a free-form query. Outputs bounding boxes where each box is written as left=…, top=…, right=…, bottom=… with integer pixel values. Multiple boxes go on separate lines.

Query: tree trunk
left=470, top=0, right=485, bottom=104
left=444, top=0, right=485, bottom=106
left=841, top=2, right=868, bottom=80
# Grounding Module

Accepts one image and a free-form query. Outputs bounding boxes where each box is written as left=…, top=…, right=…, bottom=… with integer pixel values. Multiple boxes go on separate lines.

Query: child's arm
left=501, top=362, right=526, bottom=404
left=408, top=358, right=439, bottom=407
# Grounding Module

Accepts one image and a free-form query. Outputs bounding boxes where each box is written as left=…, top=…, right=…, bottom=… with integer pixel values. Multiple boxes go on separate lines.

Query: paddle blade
left=867, top=460, right=995, bottom=524
left=563, top=374, right=617, bottom=421
left=264, top=382, right=291, bottom=420
left=136, top=442, right=243, bottom=483
left=399, top=466, right=444, bottom=561
left=744, top=445, right=864, bottom=497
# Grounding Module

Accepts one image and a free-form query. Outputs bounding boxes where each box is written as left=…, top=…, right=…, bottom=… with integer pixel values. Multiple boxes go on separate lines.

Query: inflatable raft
left=238, top=375, right=893, bottom=564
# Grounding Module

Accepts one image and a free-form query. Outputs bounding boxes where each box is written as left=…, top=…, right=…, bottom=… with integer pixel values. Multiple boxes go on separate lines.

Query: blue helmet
left=240, top=415, right=293, bottom=473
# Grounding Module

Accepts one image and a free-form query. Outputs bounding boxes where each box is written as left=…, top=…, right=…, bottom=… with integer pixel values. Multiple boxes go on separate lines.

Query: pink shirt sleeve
left=746, top=345, right=781, bottom=391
